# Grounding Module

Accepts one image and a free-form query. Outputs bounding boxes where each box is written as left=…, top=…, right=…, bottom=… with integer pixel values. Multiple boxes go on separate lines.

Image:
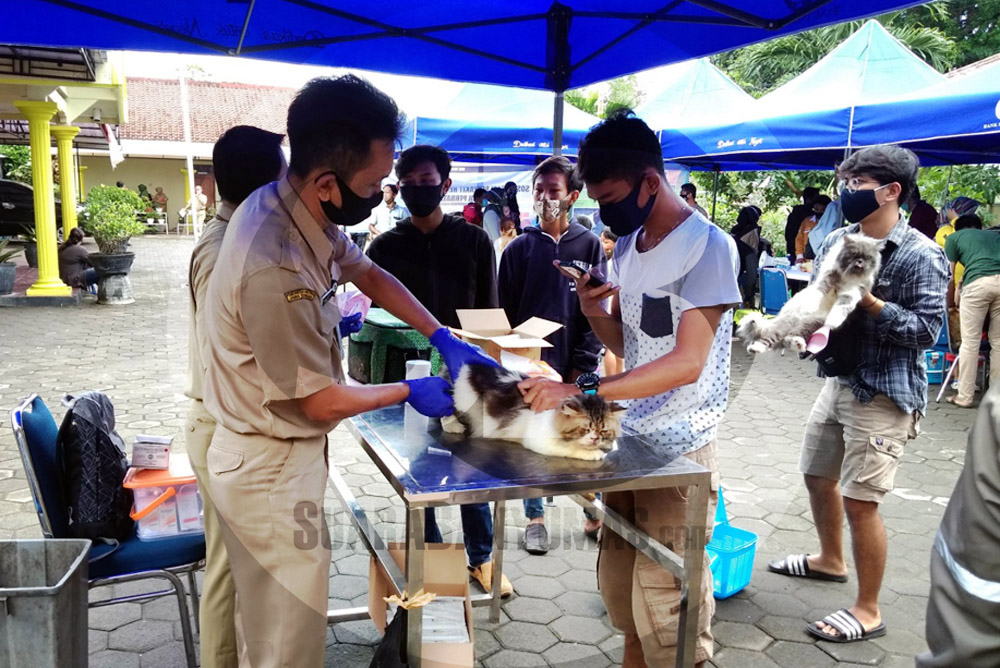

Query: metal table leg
left=406, top=506, right=425, bottom=668
left=490, top=501, right=506, bottom=623
left=675, top=479, right=708, bottom=668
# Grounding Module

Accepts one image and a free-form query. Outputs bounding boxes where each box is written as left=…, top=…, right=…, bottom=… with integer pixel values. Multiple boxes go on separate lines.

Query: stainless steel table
left=326, top=405, right=712, bottom=668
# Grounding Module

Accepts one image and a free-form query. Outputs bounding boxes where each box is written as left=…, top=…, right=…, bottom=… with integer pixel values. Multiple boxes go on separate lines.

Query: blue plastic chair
left=759, top=268, right=790, bottom=315
left=11, top=395, right=204, bottom=668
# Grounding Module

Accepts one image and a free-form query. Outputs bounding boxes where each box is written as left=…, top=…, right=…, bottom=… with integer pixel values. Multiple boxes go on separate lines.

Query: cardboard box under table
left=368, top=542, right=474, bottom=668
left=328, top=404, right=713, bottom=668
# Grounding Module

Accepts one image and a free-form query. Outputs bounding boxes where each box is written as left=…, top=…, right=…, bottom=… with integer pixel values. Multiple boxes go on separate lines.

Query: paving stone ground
left=0, top=235, right=973, bottom=667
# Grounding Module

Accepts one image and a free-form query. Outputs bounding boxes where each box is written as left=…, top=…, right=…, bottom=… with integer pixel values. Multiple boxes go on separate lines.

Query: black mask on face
left=599, top=179, right=656, bottom=237
left=840, top=184, right=888, bottom=224
left=400, top=184, right=445, bottom=218
left=317, top=172, right=382, bottom=227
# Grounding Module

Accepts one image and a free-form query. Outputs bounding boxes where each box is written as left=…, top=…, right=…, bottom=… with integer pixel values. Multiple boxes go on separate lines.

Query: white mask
left=533, top=198, right=570, bottom=222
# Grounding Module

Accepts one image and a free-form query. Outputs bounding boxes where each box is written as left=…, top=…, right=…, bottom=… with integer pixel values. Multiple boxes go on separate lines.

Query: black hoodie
left=498, top=221, right=604, bottom=381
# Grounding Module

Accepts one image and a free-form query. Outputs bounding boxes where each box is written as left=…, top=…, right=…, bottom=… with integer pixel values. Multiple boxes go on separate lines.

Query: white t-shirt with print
left=608, top=211, right=741, bottom=454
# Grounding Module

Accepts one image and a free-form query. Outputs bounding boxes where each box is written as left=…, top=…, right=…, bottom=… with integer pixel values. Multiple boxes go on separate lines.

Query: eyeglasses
left=838, top=177, right=888, bottom=193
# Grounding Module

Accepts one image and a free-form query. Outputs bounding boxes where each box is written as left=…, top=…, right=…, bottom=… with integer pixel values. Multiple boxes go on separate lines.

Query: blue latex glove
left=403, top=377, right=454, bottom=418
left=338, top=312, right=363, bottom=339
left=429, top=327, right=500, bottom=377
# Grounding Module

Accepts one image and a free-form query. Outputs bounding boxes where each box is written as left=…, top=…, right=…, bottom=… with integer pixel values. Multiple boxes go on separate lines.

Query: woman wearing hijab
left=731, top=205, right=763, bottom=306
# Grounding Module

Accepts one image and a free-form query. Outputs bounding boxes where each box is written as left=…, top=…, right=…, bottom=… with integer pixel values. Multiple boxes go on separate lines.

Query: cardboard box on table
left=452, top=309, right=562, bottom=363
left=368, top=542, right=475, bottom=668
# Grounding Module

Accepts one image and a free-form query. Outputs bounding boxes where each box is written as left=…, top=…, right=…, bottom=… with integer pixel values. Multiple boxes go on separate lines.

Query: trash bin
left=0, top=539, right=90, bottom=668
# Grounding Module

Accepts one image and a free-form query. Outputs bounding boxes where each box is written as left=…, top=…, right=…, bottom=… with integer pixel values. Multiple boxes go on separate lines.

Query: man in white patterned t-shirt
left=519, top=110, right=740, bottom=668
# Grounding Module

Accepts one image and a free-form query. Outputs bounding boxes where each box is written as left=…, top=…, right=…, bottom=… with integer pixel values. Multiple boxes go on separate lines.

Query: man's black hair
left=213, top=125, right=285, bottom=205
left=287, top=74, right=404, bottom=179
left=116, top=181, right=124, bottom=188
left=911, top=184, right=921, bottom=202
left=954, top=214, right=983, bottom=231
left=384, top=183, right=398, bottom=195
left=813, top=194, right=832, bottom=208
left=533, top=156, right=582, bottom=192
left=680, top=182, right=697, bottom=197
left=576, top=109, right=663, bottom=186
left=802, top=186, right=820, bottom=204
left=839, top=144, right=920, bottom=204
left=395, top=145, right=451, bottom=182
left=601, top=227, right=619, bottom=241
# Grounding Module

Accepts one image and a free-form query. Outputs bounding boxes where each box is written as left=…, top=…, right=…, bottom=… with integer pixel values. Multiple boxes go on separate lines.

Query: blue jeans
left=523, top=497, right=545, bottom=520
left=425, top=503, right=493, bottom=567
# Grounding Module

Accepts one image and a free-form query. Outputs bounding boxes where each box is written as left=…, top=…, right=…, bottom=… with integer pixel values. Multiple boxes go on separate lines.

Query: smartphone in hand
left=556, top=261, right=606, bottom=288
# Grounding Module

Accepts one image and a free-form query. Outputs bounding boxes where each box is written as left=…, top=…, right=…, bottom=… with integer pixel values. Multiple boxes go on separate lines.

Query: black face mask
left=317, top=172, right=382, bottom=227
left=840, top=185, right=887, bottom=224
left=400, top=184, right=445, bottom=218
left=600, top=180, right=656, bottom=237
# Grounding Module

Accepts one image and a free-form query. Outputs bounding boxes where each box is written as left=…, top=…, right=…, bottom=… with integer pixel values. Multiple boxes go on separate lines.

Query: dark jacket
left=498, top=222, right=604, bottom=381
left=367, top=213, right=497, bottom=327
left=908, top=199, right=939, bottom=240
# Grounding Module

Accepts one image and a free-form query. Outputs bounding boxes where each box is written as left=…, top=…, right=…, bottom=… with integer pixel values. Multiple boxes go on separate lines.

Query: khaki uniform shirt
left=202, top=177, right=372, bottom=439
left=185, top=202, right=236, bottom=402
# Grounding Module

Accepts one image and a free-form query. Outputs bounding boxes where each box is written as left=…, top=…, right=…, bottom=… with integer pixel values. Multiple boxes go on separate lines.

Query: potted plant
left=83, top=185, right=147, bottom=305
left=0, top=238, right=20, bottom=295
left=18, top=225, right=37, bottom=268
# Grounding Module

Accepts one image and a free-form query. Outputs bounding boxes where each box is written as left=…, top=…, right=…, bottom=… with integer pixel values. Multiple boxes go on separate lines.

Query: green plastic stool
left=347, top=308, right=441, bottom=384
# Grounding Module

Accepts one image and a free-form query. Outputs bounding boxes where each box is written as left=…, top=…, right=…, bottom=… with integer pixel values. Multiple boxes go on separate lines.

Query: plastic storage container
left=925, top=350, right=945, bottom=385
left=707, top=487, right=758, bottom=599
left=0, top=539, right=90, bottom=668
left=123, top=457, right=204, bottom=540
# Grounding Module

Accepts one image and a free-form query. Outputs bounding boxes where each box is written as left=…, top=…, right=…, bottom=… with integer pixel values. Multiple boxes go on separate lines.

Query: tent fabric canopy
left=406, top=82, right=600, bottom=160
left=849, top=60, right=1000, bottom=165
left=635, top=58, right=754, bottom=129
left=6, top=1, right=927, bottom=93
left=659, top=20, right=949, bottom=170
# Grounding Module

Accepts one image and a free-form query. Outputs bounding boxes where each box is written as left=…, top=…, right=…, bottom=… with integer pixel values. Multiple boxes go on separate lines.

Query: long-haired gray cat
left=442, top=364, right=626, bottom=461
left=738, top=234, right=882, bottom=353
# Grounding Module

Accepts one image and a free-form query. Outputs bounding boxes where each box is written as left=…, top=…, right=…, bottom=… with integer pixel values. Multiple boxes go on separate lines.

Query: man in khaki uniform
left=187, top=125, right=287, bottom=668
left=201, top=75, right=497, bottom=668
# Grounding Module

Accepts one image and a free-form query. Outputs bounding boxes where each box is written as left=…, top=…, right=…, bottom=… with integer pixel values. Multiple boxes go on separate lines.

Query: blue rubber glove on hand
left=429, top=327, right=500, bottom=377
left=338, top=312, right=364, bottom=339
left=403, top=377, right=455, bottom=418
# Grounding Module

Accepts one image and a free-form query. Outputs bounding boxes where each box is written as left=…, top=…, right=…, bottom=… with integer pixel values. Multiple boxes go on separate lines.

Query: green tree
left=565, top=75, right=644, bottom=118
left=0, top=145, right=33, bottom=185
left=936, top=0, right=1000, bottom=67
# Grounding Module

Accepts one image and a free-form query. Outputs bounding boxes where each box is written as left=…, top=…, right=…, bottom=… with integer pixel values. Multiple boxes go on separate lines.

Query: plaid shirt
left=813, top=218, right=948, bottom=415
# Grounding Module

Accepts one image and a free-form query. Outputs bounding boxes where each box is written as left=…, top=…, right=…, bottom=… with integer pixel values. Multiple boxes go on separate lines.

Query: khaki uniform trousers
left=956, top=275, right=1000, bottom=405
left=207, top=425, right=330, bottom=668
left=598, top=441, right=719, bottom=667
left=186, top=400, right=240, bottom=668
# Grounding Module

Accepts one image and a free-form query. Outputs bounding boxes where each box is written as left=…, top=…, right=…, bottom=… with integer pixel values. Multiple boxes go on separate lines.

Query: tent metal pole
left=941, top=165, right=954, bottom=210
left=711, top=169, right=719, bottom=222
left=553, top=91, right=565, bottom=157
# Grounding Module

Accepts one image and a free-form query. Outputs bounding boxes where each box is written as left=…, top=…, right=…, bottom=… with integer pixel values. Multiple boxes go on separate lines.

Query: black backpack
left=56, top=392, right=134, bottom=542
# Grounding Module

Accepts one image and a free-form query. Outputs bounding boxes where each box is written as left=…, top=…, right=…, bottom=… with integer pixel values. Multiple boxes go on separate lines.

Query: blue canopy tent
left=405, top=82, right=600, bottom=163
left=5, top=1, right=929, bottom=155
left=658, top=21, right=946, bottom=170
left=636, top=58, right=755, bottom=131
left=850, top=59, right=1000, bottom=165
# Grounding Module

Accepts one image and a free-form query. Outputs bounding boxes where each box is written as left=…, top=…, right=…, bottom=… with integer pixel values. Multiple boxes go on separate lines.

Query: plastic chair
left=11, top=395, right=204, bottom=668
left=759, top=267, right=790, bottom=315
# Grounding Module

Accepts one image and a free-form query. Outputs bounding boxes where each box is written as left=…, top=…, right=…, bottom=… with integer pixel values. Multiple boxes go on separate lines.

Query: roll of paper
left=404, top=359, right=433, bottom=438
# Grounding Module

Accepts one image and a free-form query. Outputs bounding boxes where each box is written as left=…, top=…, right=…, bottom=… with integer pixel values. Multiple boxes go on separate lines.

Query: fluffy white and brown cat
left=442, top=364, right=625, bottom=461
left=738, top=233, right=882, bottom=353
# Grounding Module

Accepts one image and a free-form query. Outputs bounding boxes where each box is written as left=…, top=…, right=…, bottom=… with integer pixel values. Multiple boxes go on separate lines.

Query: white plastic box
left=123, top=456, right=204, bottom=540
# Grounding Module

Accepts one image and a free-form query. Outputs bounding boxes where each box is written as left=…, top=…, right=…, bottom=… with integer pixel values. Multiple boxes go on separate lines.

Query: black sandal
left=807, top=608, right=886, bottom=643
left=767, top=554, right=848, bottom=583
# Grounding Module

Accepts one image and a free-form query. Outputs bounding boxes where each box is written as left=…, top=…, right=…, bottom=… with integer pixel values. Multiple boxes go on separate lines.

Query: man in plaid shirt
left=768, top=145, right=948, bottom=644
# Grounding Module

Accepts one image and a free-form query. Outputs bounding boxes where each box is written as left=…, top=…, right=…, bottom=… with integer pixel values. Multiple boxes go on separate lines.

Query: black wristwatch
left=575, top=372, right=600, bottom=395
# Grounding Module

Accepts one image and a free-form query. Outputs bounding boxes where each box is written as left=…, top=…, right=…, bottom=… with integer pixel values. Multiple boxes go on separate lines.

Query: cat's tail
left=736, top=312, right=769, bottom=348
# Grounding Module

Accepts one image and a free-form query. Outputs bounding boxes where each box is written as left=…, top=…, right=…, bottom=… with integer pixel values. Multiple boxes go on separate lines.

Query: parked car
left=0, top=179, right=62, bottom=237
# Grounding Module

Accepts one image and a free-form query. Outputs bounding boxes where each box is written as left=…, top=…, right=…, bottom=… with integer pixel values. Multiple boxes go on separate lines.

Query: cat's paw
left=784, top=336, right=807, bottom=352
left=572, top=450, right=608, bottom=462
left=440, top=415, right=464, bottom=433
left=747, top=340, right=770, bottom=354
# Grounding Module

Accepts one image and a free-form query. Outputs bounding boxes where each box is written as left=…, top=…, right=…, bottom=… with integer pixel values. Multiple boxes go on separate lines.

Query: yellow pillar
left=78, top=165, right=88, bottom=202
left=180, top=168, right=191, bottom=203
left=14, top=100, right=71, bottom=297
left=51, top=126, right=80, bottom=235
